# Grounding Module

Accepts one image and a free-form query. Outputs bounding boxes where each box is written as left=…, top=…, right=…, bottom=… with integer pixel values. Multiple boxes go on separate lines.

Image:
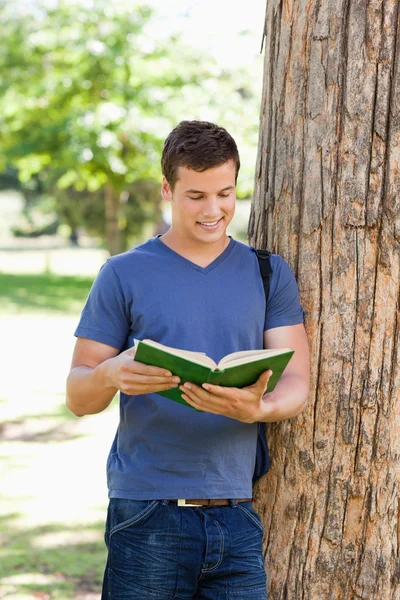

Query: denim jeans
left=101, top=498, right=267, bottom=599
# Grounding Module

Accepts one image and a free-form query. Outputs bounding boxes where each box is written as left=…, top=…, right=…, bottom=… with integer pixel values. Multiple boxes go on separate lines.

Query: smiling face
left=161, top=161, right=236, bottom=253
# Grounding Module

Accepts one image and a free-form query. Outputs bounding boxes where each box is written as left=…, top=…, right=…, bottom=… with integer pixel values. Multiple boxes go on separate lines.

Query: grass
left=0, top=391, right=112, bottom=599
left=0, top=272, right=94, bottom=314
left=0, top=516, right=105, bottom=599
left=0, top=267, right=117, bottom=599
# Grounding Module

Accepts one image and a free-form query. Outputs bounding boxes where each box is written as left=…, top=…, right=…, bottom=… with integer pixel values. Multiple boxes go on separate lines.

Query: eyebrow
left=185, top=185, right=235, bottom=194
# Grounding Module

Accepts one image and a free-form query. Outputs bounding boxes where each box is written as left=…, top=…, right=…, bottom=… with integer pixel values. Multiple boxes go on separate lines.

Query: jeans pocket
left=237, top=503, right=265, bottom=534
left=109, top=499, right=161, bottom=538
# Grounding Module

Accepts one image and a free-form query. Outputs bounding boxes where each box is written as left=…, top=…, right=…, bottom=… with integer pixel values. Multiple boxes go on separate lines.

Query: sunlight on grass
left=0, top=271, right=120, bottom=597
left=1, top=573, right=61, bottom=585
left=0, top=518, right=106, bottom=598
left=32, top=529, right=102, bottom=549
left=0, top=272, right=94, bottom=314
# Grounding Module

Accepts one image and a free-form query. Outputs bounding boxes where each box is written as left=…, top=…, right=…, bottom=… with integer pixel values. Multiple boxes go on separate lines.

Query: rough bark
left=249, top=1, right=400, bottom=598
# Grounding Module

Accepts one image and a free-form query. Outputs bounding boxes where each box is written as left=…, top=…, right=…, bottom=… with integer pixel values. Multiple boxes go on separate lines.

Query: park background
left=0, top=0, right=266, bottom=598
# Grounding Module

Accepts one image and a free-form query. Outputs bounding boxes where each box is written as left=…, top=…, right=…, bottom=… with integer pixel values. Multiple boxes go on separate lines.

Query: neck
left=159, top=229, right=230, bottom=267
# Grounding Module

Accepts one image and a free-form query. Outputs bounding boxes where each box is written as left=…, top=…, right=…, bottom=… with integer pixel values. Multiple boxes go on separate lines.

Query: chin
left=198, top=232, right=227, bottom=244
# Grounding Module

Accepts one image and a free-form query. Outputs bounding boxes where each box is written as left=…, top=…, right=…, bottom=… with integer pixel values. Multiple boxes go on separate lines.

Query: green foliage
left=0, top=2, right=195, bottom=186
left=0, top=1, right=262, bottom=249
left=0, top=1, right=208, bottom=249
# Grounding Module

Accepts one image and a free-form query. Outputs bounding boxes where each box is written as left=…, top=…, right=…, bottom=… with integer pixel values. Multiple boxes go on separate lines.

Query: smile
left=197, top=218, right=222, bottom=228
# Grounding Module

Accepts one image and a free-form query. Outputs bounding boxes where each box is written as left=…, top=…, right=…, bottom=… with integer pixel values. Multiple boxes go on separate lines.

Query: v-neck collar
left=154, top=235, right=235, bottom=274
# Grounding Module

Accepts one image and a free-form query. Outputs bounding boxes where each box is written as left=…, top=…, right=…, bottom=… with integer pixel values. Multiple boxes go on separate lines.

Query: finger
left=180, top=383, right=215, bottom=401
left=146, top=382, right=180, bottom=392
left=200, top=382, right=238, bottom=397
left=124, top=373, right=180, bottom=385
left=124, top=382, right=180, bottom=394
left=180, top=383, right=227, bottom=410
left=181, top=392, right=218, bottom=413
left=130, top=360, right=176, bottom=378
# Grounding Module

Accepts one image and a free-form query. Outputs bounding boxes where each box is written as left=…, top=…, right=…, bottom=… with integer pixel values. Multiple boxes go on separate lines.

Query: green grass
left=0, top=515, right=105, bottom=598
left=0, top=269, right=110, bottom=598
left=0, top=272, right=94, bottom=314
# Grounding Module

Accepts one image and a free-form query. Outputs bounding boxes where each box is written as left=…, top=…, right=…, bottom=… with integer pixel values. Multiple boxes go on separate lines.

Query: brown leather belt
left=171, top=498, right=252, bottom=508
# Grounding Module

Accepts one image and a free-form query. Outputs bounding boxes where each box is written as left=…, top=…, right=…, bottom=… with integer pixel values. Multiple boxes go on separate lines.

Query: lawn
left=0, top=272, right=95, bottom=314
left=0, top=270, right=119, bottom=599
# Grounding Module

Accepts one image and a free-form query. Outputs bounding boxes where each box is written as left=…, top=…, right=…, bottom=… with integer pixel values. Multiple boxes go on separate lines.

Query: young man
left=66, top=120, right=310, bottom=599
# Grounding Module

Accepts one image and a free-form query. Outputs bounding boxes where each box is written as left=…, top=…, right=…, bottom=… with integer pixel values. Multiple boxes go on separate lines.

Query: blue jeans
left=101, top=498, right=267, bottom=599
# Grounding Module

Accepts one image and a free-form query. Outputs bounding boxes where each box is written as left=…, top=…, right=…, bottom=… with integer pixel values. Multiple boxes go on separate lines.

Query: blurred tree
left=0, top=1, right=211, bottom=253
left=0, top=168, right=20, bottom=191
left=0, top=1, right=263, bottom=253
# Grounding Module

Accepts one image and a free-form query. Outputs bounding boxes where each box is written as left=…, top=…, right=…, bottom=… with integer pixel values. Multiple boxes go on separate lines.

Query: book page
left=217, top=348, right=292, bottom=369
left=139, top=339, right=217, bottom=369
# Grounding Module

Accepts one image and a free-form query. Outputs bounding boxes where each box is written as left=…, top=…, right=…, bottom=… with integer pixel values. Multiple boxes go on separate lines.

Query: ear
left=161, top=176, right=172, bottom=202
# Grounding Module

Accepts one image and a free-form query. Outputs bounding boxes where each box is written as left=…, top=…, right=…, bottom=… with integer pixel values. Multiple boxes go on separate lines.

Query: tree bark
left=249, top=1, right=400, bottom=598
left=105, top=182, right=121, bottom=256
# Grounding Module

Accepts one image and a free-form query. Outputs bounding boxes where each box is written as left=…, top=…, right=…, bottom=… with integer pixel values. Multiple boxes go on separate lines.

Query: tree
left=0, top=1, right=210, bottom=253
left=249, top=1, right=400, bottom=598
left=0, top=2, right=263, bottom=253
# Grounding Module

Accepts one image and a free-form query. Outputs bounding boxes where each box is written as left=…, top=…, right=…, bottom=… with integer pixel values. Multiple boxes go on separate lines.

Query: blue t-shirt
left=75, top=237, right=304, bottom=499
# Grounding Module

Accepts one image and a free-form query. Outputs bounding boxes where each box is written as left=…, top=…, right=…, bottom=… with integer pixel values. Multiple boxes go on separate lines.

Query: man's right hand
left=66, top=338, right=180, bottom=417
left=104, top=346, right=180, bottom=396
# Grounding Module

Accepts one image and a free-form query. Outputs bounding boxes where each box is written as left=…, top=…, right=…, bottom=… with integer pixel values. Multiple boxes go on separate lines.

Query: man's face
left=161, top=161, right=236, bottom=247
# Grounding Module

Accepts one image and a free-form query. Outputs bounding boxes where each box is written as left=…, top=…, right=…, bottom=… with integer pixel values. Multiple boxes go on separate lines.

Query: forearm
left=258, top=373, right=309, bottom=422
left=66, top=361, right=118, bottom=417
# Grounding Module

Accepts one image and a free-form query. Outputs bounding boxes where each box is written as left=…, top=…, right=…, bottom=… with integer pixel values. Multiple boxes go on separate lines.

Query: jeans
left=101, top=498, right=267, bottom=599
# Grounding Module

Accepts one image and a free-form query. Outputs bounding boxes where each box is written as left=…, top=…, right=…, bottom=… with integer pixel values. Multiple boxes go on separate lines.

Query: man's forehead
left=175, top=162, right=236, bottom=189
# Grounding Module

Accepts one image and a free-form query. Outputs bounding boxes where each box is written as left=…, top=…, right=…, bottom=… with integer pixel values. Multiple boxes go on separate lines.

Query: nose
left=202, top=196, right=220, bottom=217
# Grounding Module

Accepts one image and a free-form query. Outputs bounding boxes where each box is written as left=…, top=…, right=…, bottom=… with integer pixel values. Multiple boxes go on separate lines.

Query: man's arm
left=179, top=323, right=310, bottom=423
left=259, top=323, right=310, bottom=422
left=66, top=337, right=181, bottom=417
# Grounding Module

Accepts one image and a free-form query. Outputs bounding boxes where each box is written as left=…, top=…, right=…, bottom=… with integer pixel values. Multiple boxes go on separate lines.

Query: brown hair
left=161, top=120, right=240, bottom=189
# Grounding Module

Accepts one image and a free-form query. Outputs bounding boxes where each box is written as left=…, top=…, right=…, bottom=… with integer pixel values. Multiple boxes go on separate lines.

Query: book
left=134, top=339, right=294, bottom=409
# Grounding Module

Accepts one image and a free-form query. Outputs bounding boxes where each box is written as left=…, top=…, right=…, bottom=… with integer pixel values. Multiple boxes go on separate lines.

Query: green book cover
left=134, top=339, right=294, bottom=410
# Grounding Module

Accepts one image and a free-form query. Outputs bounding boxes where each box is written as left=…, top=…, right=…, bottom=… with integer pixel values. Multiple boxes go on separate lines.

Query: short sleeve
left=264, top=255, right=305, bottom=331
left=74, top=260, right=130, bottom=350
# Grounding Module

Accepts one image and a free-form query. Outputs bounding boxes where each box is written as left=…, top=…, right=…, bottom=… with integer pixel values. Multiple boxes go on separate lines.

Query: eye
left=219, top=193, right=230, bottom=198
left=188, top=196, right=203, bottom=200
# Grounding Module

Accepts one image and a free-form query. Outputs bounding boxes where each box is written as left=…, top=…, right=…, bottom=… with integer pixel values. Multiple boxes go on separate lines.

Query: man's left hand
left=179, top=369, right=272, bottom=423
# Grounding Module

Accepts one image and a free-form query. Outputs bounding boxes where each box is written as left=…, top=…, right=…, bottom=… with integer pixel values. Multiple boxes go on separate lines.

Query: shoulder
left=229, top=239, right=260, bottom=265
left=269, top=253, right=297, bottom=282
left=229, top=241, right=298, bottom=284
left=104, top=238, right=161, bottom=275
left=249, top=245, right=297, bottom=279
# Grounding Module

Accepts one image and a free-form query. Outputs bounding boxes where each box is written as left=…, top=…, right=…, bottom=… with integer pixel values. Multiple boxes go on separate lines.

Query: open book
left=134, top=339, right=294, bottom=409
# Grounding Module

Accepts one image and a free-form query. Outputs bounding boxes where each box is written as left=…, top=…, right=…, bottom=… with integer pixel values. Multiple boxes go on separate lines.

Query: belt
left=171, top=498, right=252, bottom=508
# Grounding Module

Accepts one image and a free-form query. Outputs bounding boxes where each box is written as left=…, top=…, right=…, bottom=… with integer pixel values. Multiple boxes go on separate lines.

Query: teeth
left=200, top=220, right=219, bottom=226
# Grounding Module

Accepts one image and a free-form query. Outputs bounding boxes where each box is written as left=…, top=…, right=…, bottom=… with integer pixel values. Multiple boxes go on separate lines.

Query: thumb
left=126, top=346, right=137, bottom=358
left=257, top=369, right=272, bottom=394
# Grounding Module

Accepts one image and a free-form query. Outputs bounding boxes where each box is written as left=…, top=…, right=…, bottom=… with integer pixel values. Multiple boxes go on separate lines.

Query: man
left=66, top=120, right=310, bottom=599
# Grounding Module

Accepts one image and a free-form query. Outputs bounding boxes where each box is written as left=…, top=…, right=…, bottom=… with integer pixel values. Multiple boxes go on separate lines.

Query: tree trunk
left=105, top=182, right=121, bottom=256
left=249, top=1, right=400, bottom=598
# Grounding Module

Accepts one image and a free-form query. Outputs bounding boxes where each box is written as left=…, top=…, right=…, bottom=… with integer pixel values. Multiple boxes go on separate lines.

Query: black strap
left=255, top=249, right=272, bottom=303
left=252, top=248, right=273, bottom=483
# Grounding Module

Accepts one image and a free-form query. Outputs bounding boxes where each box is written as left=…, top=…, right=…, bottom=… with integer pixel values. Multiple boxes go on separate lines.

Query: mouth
left=197, top=218, right=223, bottom=230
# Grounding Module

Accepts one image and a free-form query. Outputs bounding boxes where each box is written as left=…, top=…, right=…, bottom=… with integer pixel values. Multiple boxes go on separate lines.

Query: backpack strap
left=252, top=248, right=273, bottom=483
left=255, top=249, right=272, bottom=303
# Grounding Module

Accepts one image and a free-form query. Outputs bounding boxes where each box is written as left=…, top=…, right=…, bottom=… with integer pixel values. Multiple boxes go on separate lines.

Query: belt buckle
left=177, top=499, right=201, bottom=508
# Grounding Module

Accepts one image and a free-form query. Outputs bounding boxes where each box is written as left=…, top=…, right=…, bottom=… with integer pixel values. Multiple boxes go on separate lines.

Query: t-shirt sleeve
left=74, top=260, right=130, bottom=350
left=264, top=254, right=305, bottom=331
